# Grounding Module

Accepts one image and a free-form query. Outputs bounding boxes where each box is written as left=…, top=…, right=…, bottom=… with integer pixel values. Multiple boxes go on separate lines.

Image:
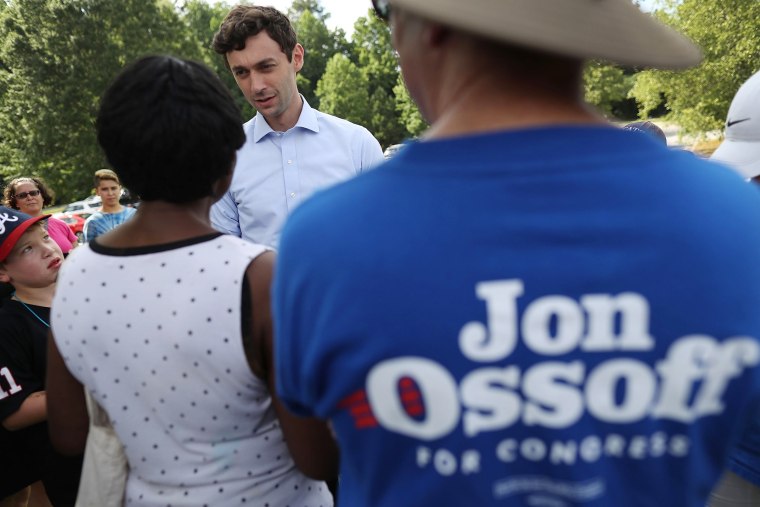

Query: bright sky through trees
left=201, top=0, right=659, bottom=39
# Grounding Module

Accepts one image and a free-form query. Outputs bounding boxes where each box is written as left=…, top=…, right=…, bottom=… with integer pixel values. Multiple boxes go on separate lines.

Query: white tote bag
left=75, top=391, right=128, bottom=507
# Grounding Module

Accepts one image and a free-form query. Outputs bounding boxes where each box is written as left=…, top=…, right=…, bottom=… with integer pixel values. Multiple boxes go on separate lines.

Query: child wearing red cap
left=0, top=206, right=82, bottom=505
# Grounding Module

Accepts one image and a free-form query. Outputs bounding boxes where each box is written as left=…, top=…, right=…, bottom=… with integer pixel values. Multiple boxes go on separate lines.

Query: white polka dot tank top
left=52, top=234, right=333, bottom=507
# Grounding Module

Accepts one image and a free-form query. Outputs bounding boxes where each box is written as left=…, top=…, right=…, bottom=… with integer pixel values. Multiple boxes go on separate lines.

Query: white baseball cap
left=711, top=70, right=760, bottom=179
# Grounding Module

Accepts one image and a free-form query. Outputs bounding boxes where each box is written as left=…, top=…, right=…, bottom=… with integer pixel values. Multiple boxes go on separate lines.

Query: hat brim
left=711, top=140, right=760, bottom=179
left=391, top=0, right=701, bottom=69
left=0, top=214, right=49, bottom=262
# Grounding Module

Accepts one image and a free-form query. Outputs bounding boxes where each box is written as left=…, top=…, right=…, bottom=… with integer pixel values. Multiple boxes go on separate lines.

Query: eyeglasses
left=15, top=190, right=41, bottom=199
left=372, top=0, right=391, bottom=22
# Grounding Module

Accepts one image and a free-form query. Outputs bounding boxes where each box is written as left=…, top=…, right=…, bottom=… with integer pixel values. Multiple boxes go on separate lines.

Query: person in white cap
left=272, top=1, right=760, bottom=505
left=707, top=69, right=760, bottom=507
left=711, top=69, right=760, bottom=182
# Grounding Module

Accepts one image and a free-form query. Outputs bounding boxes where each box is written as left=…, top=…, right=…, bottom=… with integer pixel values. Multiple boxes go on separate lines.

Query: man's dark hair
left=212, top=5, right=298, bottom=65
left=96, top=55, right=245, bottom=204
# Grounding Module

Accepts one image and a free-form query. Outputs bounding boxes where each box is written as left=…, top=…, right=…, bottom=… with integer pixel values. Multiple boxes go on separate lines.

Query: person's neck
left=428, top=82, right=604, bottom=139
left=12, top=284, right=55, bottom=307
left=94, top=198, right=217, bottom=249
left=263, top=94, right=304, bottom=133
left=101, top=203, right=124, bottom=214
left=423, top=61, right=605, bottom=139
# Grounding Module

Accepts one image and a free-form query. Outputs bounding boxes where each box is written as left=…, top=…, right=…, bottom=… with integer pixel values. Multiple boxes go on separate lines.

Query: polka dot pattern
left=52, top=236, right=331, bottom=506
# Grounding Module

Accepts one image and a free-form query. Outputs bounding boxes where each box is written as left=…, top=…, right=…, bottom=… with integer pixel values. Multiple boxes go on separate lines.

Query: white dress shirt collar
left=252, top=95, right=320, bottom=143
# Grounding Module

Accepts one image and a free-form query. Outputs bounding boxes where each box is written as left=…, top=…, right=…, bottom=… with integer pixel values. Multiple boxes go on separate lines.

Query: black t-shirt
left=0, top=300, right=82, bottom=504
left=0, top=300, right=47, bottom=420
left=0, top=282, right=13, bottom=307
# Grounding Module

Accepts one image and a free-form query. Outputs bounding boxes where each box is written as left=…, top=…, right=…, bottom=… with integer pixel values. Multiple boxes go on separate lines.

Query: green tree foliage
left=352, top=10, right=397, bottom=94
left=394, top=75, right=427, bottom=138
left=583, top=62, right=632, bottom=117
left=287, top=0, right=326, bottom=24
left=180, top=0, right=254, bottom=119
left=349, top=11, right=408, bottom=148
left=368, top=86, right=404, bottom=148
left=0, top=0, right=203, bottom=201
left=629, top=0, right=760, bottom=134
left=289, top=2, right=350, bottom=108
left=316, top=53, right=371, bottom=128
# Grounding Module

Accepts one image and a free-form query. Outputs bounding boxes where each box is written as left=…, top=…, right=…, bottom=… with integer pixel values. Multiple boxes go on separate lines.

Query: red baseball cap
left=0, top=206, right=50, bottom=262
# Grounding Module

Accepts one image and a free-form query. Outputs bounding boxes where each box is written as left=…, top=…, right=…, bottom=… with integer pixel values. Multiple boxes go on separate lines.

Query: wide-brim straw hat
left=389, top=0, right=701, bottom=69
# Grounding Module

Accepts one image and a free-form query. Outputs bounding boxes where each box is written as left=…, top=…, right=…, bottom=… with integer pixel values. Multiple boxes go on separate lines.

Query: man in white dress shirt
left=210, top=5, right=384, bottom=248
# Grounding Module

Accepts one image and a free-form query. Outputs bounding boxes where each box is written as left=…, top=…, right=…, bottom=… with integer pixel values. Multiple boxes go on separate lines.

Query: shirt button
left=290, top=192, right=296, bottom=198
left=287, top=160, right=292, bottom=164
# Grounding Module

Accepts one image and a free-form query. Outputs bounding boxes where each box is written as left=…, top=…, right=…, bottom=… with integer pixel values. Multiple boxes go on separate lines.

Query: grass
left=691, top=138, right=722, bottom=157
left=44, top=204, right=67, bottom=214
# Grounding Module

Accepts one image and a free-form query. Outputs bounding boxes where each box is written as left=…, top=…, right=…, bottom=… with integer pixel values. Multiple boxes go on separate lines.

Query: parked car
left=120, top=188, right=139, bottom=207
left=52, top=212, right=86, bottom=243
left=63, top=189, right=137, bottom=215
left=63, top=197, right=101, bottom=215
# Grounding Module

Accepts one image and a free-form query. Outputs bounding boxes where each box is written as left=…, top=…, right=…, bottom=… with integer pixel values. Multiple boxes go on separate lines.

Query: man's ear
left=292, top=43, right=305, bottom=73
left=425, top=23, right=449, bottom=47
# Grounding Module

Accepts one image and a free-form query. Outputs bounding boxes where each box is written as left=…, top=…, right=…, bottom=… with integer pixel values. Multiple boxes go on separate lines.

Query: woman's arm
left=1, top=390, right=46, bottom=430
left=243, top=251, right=339, bottom=481
left=46, top=332, right=89, bottom=455
left=66, top=223, right=78, bottom=250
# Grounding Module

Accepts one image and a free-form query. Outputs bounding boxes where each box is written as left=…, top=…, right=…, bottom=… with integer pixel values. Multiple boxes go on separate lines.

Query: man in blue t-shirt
left=273, top=1, right=760, bottom=506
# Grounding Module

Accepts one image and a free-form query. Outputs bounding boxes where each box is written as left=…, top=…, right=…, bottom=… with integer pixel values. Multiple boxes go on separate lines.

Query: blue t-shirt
left=83, top=206, right=136, bottom=242
left=274, top=126, right=760, bottom=506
